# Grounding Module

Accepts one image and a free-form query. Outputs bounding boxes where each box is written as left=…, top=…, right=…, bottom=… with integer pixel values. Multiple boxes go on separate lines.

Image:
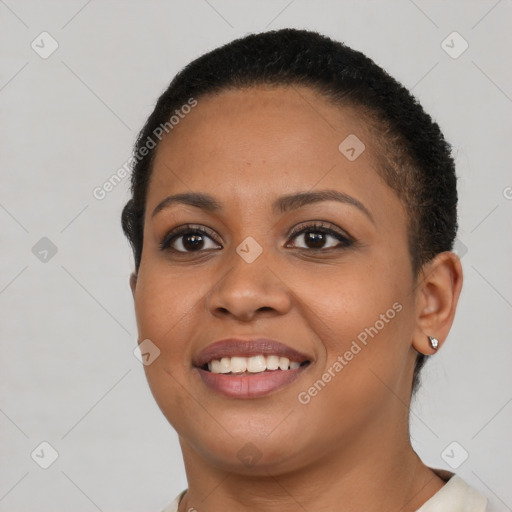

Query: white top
left=162, top=469, right=487, bottom=512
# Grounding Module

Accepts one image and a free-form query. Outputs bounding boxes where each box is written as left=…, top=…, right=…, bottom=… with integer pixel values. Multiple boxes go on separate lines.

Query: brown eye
left=160, top=225, right=221, bottom=253
left=287, top=222, right=353, bottom=250
left=298, top=231, right=329, bottom=249
left=177, top=233, right=207, bottom=251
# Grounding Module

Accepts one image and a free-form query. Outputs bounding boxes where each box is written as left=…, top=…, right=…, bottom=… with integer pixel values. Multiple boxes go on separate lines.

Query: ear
left=412, top=251, right=463, bottom=355
left=129, top=272, right=137, bottom=297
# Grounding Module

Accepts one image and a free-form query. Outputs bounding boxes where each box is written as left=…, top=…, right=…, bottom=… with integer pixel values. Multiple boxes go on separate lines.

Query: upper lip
left=193, top=338, right=312, bottom=368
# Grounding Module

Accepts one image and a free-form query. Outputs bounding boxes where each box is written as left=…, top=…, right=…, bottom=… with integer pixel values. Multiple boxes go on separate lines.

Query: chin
left=177, top=417, right=317, bottom=476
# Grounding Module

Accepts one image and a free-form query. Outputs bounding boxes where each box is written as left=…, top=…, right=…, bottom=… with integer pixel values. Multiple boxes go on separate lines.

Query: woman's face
left=131, top=85, right=421, bottom=473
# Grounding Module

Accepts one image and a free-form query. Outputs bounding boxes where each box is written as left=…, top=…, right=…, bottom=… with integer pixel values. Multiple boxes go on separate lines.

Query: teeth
left=278, top=357, right=289, bottom=370
left=230, top=356, right=247, bottom=373
left=211, top=359, right=231, bottom=373
left=247, top=355, right=266, bottom=373
left=205, top=355, right=306, bottom=374
left=266, top=355, right=280, bottom=370
left=219, top=357, right=231, bottom=373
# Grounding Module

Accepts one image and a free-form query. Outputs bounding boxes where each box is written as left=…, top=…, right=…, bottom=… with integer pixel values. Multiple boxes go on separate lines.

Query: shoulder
left=416, top=468, right=488, bottom=512
left=160, top=475, right=488, bottom=512
left=161, top=489, right=187, bottom=512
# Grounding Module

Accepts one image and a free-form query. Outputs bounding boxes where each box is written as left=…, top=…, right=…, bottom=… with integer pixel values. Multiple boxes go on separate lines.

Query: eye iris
left=183, top=234, right=204, bottom=251
left=305, top=231, right=325, bottom=249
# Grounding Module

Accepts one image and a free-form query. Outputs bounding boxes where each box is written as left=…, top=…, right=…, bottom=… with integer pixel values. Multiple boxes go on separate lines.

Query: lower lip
left=195, top=365, right=309, bottom=398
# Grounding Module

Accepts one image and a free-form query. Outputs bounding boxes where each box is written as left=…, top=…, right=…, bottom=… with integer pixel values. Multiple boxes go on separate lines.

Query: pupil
left=306, top=232, right=325, bottom=248
left=184, top=234, right=204, bottom=251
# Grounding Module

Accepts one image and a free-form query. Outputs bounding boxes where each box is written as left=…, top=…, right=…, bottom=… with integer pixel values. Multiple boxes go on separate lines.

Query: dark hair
left=121, top=28, right=458, bottom=395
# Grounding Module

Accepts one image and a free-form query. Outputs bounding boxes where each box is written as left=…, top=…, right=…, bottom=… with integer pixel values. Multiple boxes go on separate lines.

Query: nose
left=206, top=249, right=292, bottom=322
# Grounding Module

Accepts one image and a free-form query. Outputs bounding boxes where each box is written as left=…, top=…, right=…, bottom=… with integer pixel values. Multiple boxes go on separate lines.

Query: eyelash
left=159, top=222, right=354, bottom=254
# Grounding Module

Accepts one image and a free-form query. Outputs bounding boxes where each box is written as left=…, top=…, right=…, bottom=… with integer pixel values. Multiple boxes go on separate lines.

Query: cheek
left=132, top=261, right=206, bottom=360
left=132, top=263, right=207, bottom=430
left=285, top=254, right=408, bottom=341
left=288, top=254, right=414, bottom=397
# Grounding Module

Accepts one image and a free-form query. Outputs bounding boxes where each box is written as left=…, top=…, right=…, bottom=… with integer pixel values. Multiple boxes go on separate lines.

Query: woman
left=122, top=28, right=487, bottom=511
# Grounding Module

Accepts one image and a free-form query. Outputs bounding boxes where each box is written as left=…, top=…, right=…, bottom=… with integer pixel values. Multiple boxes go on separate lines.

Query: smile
left=193, top=337, right=313, bottom=398
left=196, top=361, right=311, bottom=398
left=203, top=355, right=309, bottom=374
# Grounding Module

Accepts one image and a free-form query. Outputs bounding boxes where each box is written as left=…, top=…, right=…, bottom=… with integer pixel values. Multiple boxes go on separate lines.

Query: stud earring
left=428, top=336, right=439, bottom=350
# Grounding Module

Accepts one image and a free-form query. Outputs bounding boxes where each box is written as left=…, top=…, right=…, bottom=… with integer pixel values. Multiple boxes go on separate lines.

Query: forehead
left=155, top=85, right=369, bottom=168
left=148, top=85, right=405, bottom=227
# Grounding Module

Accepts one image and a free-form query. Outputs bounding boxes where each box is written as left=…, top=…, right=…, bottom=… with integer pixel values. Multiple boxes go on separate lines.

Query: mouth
left=200, top=355, right=311, bottom=374
left=193, top=338, right=312, bottom=398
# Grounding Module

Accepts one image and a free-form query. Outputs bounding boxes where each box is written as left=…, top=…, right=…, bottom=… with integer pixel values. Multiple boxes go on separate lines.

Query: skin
left=129, top=85, right=463, bottom=512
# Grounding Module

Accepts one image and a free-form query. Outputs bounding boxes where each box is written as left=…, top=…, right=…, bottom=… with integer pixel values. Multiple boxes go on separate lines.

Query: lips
left=192, top=338, right=313, bottom=398
left=193, top=338, right=312, bottom=369
left=196, top=365, right=309, bottom=398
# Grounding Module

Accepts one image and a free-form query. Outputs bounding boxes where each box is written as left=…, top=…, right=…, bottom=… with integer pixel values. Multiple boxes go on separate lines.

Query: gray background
left=1, top=1, right=511, bottom=511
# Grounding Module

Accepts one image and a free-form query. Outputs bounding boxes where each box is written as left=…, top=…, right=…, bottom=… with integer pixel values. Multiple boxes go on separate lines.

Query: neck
left=176, top=412, right=445, bottom=512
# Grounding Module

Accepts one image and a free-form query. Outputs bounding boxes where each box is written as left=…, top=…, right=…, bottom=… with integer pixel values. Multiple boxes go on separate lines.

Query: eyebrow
left=151, top=189, right=374, bottom=223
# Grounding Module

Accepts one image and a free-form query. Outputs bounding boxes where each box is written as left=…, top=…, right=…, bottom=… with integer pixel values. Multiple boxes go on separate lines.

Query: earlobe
left=427, top=336, right=439, bottom=350
left=411, top=251, right=463, bottom=355
left=129, top=272, right=138, bottom=297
